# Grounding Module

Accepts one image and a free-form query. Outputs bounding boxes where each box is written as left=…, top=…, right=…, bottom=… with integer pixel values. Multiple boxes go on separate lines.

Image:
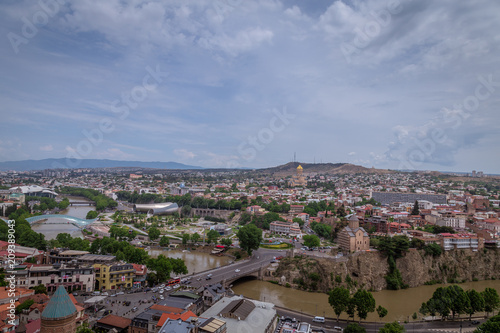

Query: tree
left=411, top=200, right=420, bottom=216
left=86, top=210, right=98, bottom=219
left=447, top=285, right=469, bottom=319
left=159, top=236, right=170, bottom=247
left=379, top=321, right=405, bottom=333
left=482, top=288, right=500, bottom=317
left=191, top=233, right=200, bottom=244
left=377, top=305, right=388, bottom=321
left=206, top=230, right=220, bottom=244
left=329, top=286, right=351, bottom=321
left=236, top=224, right=263, bottom=255
left=344, top=323, right=366, bottom=333
left=465, top=289, right=485, bottom=320
left=303, top=234, right=320, bottom=248
left=475, top=314, right=500, bottom=333
left=353, top=289, right=376, bottom=322
left=220, top=238, right=232, bottom=247
left=76, top=323, right=94, bottom=333
left=148, top=227, right=160, bottom=241
left=32, top=284, right=47, bottom=295
left=182, top=233, right=190, bottom=245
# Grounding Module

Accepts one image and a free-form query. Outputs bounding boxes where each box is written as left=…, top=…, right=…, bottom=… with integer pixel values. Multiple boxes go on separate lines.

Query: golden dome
left=297, top=165, right=303, bottom=170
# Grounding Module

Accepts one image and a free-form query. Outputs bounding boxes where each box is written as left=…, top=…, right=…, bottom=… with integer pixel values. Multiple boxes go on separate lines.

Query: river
left=31, top=196, right=94, bottom=240
left=232, top=279, right=500, bottom=322
left=148, top=248, right=231, bottom=274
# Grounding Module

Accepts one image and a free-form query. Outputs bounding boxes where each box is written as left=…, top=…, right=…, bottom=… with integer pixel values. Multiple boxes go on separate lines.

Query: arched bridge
left=26, top=214, right=97, bottom=229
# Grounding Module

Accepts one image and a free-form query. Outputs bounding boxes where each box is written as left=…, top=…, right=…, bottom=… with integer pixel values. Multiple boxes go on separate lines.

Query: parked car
left=132, top=307, right=138, bottom=312
left=235, top=269, right=240, bottom=273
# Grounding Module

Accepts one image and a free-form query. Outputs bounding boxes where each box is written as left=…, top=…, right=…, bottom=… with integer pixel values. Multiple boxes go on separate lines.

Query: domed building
left=289, top=165, right=307, bottom=187
left=41, top=286, right=77, bottom=333
left=337, top=215, right=370, bottom=253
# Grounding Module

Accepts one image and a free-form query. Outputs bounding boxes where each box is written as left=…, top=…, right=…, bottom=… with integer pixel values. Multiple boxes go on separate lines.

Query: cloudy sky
left=1, top=0, right=499, bottom=173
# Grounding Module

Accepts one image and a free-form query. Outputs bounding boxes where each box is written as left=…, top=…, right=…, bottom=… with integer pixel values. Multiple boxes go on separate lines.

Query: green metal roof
left=171, top=290, right=199, bottom=300
left=41, top=286, right=77, bottom=320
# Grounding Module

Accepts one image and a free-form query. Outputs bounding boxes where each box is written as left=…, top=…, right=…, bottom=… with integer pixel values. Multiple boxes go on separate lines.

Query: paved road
left=186, top=248, right=285, bottom=288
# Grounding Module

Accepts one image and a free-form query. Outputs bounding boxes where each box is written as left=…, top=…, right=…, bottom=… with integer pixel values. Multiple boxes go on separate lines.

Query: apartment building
left=439, top=233, right=482, bottom=251
left=94, top=263, right=135, bottom=290
left=269, top=221, right=301, bottom=236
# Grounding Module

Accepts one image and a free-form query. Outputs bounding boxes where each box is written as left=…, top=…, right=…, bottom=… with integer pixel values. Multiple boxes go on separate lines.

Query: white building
left=270, top=221, right=301, bottom=236
left=201, top=296, right=277, bottom=333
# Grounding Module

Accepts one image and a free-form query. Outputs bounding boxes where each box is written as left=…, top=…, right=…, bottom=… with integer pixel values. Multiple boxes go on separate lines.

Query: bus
left=167, top=277, right=180, bottom=286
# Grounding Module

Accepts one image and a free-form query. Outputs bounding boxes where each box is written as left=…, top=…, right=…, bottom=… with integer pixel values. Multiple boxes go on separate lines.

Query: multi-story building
left=439, top=233, right=482, bottom=251
left=269, top=221, right=301, bottom=236
left=436, top=217, right=466, bottom=230
left=12, top=263, right=95, bottom=293
left=94, top=263, right=135, bottom=290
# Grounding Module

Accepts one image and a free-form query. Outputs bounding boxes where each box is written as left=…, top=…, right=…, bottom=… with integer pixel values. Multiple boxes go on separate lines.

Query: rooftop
left=41, top=286, right=77, bottom=320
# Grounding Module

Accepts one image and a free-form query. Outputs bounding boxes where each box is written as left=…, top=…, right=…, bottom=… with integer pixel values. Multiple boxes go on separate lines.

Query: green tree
left=474, top=314, right=500, bottom=333
left=32, top=284, right=47, bottom=295
left=353, top=289, right=376, bottom=322
left=236, top=224, right=263, bottom=255
left=182, top=233, right=190, bottom=245
left=159, top=236, right=170, bottom=247
left=86, top=210, right=99, bottom=219
left=329, top=286, right=351, bottom=321
left=344, top=323, right=366, bottom=333
left=220, top=238, right=232, bottom=247
left=76, top=323, right=94, bottom=333
left=377, top=305, right=388, bottom=321
left=148, top=227, right=161, bottom=241
left=191, top=233, right=200, bottom=244
left=423, top=243, right=442, bottom=257
left=302, top=234, right=320, bottom=248
left=379, top=321, right=405, bottom=333
left=482, top=288, right=500, bottom=317
left=206, top=230, right=220, bottom=244
left=465, top=289, right=485, bottom=320
left=411, top=200, right=420, bottom=216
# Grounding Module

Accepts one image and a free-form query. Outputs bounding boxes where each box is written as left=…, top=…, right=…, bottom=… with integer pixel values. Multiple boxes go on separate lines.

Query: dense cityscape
left=1, top=163, right=499, bottom=332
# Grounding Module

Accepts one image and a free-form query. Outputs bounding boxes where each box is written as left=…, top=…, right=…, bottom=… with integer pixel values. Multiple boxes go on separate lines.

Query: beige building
left=337, top=215, right=370, bottom=253
left=289, top=165, right=307, bottom=187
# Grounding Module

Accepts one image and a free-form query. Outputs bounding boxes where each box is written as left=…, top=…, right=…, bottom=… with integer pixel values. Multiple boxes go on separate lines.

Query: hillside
left=254, top=162, right=392, bottom=177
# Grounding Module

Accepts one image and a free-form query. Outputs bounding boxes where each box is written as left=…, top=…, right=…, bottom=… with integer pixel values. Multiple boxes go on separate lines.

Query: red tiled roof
left=156, top=311, right=197, bottom=327
left=97, top=314, right=131, bottom=329
left=150, top=304, right=183, bottom=314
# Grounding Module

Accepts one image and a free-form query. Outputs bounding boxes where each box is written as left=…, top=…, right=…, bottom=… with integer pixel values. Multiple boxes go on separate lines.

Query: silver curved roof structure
left=133, top=202, right=179, bottom=216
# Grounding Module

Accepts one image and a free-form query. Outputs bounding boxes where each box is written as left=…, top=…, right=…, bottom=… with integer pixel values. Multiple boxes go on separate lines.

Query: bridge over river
left=185, top=248, right=288, bottom=289
left=26, top=214, right=98, bottom=229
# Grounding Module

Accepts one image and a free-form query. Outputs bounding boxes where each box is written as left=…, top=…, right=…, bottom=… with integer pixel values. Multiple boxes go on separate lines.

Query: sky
left=1, top=0, right=499, bottom=173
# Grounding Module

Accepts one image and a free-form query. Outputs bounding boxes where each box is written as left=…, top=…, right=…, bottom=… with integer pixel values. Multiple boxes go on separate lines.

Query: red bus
left=167, top=277, right=180, bottom=286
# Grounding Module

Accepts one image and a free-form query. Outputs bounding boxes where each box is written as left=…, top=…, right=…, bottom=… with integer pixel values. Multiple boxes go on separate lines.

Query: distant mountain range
left=0, top=158, right=203, bottom=171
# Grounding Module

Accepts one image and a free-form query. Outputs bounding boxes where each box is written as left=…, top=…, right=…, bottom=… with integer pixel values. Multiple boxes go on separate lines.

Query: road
left=186, top=248, right=285, bottom=288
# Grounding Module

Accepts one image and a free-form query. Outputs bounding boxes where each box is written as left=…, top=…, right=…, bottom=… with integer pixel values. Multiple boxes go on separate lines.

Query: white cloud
left=174, top=149, right=196, bottom=159
left=40, top=145, right=53, bottom=151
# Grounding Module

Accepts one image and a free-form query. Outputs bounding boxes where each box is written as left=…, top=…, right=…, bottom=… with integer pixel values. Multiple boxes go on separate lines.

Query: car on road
left=235, top=269, right=240, bottom=273
left=159, top=295, right=164, bottom=300
left=116, top=291, right=124, bottom=295
left=166, top=286, right=172, bottom=291
left=333, top=326, right=343, bottom=332
left=160, top=284, right=165, bottom=288
left=173, top=284, right=180, bottom=289
left=132, top=306, right=138, bottom=312
left=471, top=320, right=480, bottom=325
left=159, top=289, right=164, bottom=294
left=124, top=301, right=131, bottom=306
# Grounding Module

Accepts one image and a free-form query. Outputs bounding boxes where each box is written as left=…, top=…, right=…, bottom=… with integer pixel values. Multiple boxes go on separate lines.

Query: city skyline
left=1, top=0, right=500, bottom=173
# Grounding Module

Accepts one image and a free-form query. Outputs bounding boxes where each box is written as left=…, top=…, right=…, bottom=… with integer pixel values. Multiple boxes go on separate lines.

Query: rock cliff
left=274, top=249, right=500, bottom=292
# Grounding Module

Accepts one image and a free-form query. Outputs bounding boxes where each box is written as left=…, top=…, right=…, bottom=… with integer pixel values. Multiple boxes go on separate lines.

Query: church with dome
left=289, top=165, right=307, bottom=187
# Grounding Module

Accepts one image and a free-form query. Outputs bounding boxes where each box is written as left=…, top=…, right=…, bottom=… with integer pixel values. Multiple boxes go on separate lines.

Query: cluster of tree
left=58, top=187, right=117, bottom=211
left=302, top=234, right=320, bottom=248
left=146, top=254, right=187, bottom=284
left=251, top=212, right=286, bottom=230
left=47, top=233, right=90, bottom=251
left=109, top=225, right=137, bottom=241
left=342, top=321, right=405, bottom=333
left=237, top=224, right=262, bottom=255
left=328, top=286, right=380, bottom=322
left=302, top=200, right=336, bottom=217
left=89, top=237, right=149, bottom=264
left=475, top=314, right=500, bottom=333
left=85, top=210, right=99, bottom=219
left=420, top=286, right=500, bottom=320
left=203, top=216, right=226, bottom=223
left=375, top=236, right=410, bottom=290
left=3, top=207, right=47, bottom=250
left=25, top=196, right=70, bottom=211
left=259, top=200, right=290, bottom=214
left=423, top=225, right=456, bottom=234
left=310, top=221, right=333, bottom=239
